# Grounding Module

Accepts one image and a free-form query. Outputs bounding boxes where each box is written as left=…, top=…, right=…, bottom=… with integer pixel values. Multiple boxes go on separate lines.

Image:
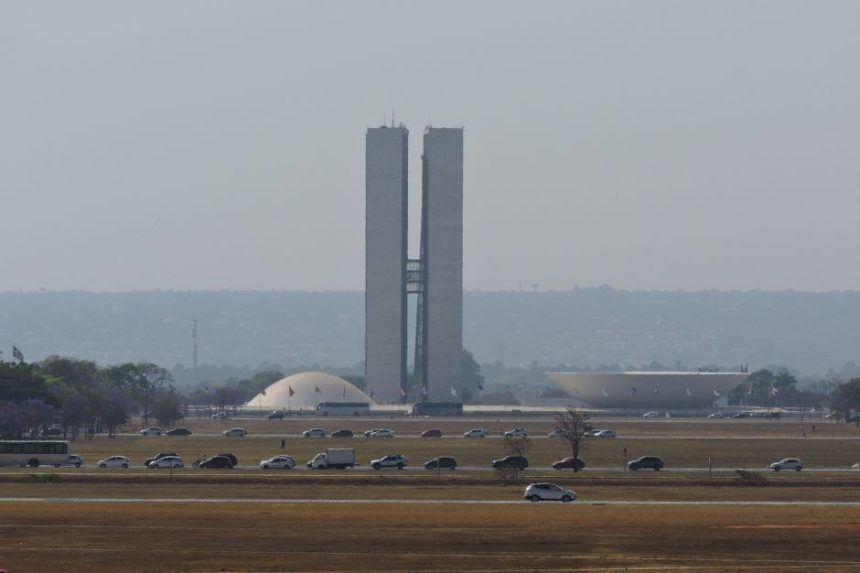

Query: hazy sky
left=2, top=1, right=858, bottom=292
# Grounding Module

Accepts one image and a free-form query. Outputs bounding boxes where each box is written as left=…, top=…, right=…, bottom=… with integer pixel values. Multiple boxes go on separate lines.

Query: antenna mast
left=192, top=319, right=198, bottom=386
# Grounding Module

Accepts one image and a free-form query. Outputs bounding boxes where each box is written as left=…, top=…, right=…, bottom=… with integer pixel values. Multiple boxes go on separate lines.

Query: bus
left=0, top=440, right=75, bottom=468
left=315, top=402, right=371, bottom=416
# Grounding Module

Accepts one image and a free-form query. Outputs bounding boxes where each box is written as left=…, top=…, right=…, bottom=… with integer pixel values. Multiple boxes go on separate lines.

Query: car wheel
left=795, top=466, right=802, bottom=472
left=28, top=459, right=39, bottom=468
left=75, top=462, right=82, bottom=468
left=773, top=466, right=781, bottom=471
left=396, top=464, right=403, bottom=470
left=372, top=463, right=381, bottom=470
left=654, top=467, right=660, bottom=471
left=631, top=467, right=638, bottom=471
left=121, top=463, right=128, bottom=469
left=98, top=463, right=106, bottom=468
left=561, top=495, right=572, bottom=503
left=529, top=495, right=541, bottom=502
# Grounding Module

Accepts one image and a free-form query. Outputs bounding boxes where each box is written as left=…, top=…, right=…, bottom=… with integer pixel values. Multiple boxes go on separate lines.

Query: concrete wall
left=365, top=126, right=409, bottom=403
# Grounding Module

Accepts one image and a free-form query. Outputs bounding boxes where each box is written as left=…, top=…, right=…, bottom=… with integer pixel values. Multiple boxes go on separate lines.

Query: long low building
left=545, top=371, right=748, bottom=409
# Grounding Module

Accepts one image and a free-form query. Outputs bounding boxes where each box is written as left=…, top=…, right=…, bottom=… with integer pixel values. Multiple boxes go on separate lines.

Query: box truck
left=307, top=448, right=355, bottom=469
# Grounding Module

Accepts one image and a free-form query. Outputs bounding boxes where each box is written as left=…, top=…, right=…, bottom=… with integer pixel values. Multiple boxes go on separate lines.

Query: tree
left=150, top=386, right=186, bottom=427
left=552, top=408, right=593, bottom=469
left=830, top=378, right=860, bottom=422
left=0, top=399, right=55, bottom=439
left=461, top=350, right=484, bottom=403
left=99, top=387, right=133, bottom=438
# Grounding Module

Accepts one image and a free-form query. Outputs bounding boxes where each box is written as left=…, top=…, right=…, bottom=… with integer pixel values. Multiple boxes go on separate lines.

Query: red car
left=420, top=429, right=442, bottom=438
left=552, top=457, right=586, bottom=471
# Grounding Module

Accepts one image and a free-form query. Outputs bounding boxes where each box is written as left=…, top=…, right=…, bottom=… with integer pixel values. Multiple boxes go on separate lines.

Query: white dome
left=246, top=371, right=374, bottom=410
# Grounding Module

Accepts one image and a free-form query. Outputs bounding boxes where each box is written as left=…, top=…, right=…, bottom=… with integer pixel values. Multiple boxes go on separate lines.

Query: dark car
left=166, top=427, right=192, bottom=436
left=198, top=455, right=234, bottom=469
left=424, top=456, right=458, bottom=470
left=144, top=452, right=178, bottom=466
left=215, top=453, right=238, bottom=467
left=552, top=457, right=586, bottom=471
left=421, top=429, right=442, bottom=438
left=628, top=456, right=664, bottom=471
left=491, top=455, right=529, bottom=470
left=331, top=428, right=354, bottom=438
left=267, top=411, right=285, bottom=420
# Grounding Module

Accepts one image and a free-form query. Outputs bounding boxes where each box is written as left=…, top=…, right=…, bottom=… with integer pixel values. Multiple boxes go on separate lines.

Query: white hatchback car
left=222, top=428, right=248, bottom=437
left=547, top=429, right=569, bottom=439
left=369, top=429, right=395, bottom=439
left=592, top=430, right=616, bottom=439
left=463, top=428, right=488, bottom=438
left=504, top=427, right=528, bottom=438
left=148, top=456, right=183, bottom=469
left=524, top=482, right=576, bottom=503
left=642, top=412, right=659, bottom=418
left=97, top=455, right=130, bottom=468
left=768, top=458, right=804, bottom=472
left=259, top=455, right=296, bottom=469
left=139, top=427, right=162, bottom=436
left=302, top=428, right=329, bottom=438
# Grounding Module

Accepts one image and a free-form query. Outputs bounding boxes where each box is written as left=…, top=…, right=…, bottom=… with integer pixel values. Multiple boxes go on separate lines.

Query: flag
left=261, top=389, right=266, bottom=396
left=421, top=385, right=428, bottom=397
left=771, top=386, right=779, bottom=396
left=653, top=386, right=660, bottom=395
left=601, top=388, right=609, bottom=398
left=685, top=387, right=692, bottom=397
left=315, top=385, right=321, bottom=394
left=399, top=387, right=406, bottom=398
left=12, top=345, right=24, bottom=362
left=288, top=386, right=295, bottom=397
left=450, top=386, right=457, bottom=397
left=713, top=389, right=721, bottom=397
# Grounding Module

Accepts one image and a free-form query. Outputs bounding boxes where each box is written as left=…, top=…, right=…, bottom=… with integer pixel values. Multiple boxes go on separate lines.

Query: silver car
left=259, top=455, right=296, bottom=469
left=768, top=458, right=803, bottom=472
left=524, top=482, right=576, bottom=503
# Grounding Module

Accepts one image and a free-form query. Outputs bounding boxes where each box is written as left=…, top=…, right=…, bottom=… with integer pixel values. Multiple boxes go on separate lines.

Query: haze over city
left=3, top=1, right=859, bottom=293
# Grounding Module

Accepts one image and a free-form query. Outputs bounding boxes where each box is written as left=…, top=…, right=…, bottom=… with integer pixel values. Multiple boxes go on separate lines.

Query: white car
left=504, top=427, right=528, bottom=438
left=524, top=482, right=576, bottom=503
left=211, top=411, right=228, bottom=419
left=97, top=455, right=130, bottom=468
left=463, top=428, right=488, bottom=438
left=370, top=453, right=407, bottom=469
left=222, top=428, right=248, bottom=437
left=548, top=429, right=569, bottom=439
left=592, top=430, right=616, bottom=439
left=54, top=455, right=84, bottom=468
left=259, top=455, right=296, bottom=469
left=148, top=456, right=183, bottom=469
left=642, top=412, right=659, bottom=418
left=302, top=428, right=329, bottom=438
left=369, top=429, right=395, bottom=439
left=139, top=426, right=162, bottom=436
left=768, top=458, right=804, bottom=472
left=707, top=412, right=724, bottom=419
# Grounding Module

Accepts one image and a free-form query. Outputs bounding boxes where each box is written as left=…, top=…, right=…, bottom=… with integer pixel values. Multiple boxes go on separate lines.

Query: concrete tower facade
left=419, top=127, right=464, bottom=402
left=365, top=125, right=409, bottom=403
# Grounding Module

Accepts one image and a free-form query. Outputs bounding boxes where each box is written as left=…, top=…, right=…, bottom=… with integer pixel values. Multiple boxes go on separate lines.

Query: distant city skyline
left=2, top=2, right=859, bottom=292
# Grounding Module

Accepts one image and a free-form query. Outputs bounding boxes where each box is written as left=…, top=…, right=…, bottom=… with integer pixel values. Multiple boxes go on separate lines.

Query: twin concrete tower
left=365, top=125, right=464, bottom=404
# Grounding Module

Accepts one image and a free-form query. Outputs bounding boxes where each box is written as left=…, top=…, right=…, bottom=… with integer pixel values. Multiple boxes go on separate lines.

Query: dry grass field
left=2, top=416, right=859, bottom=572
left=1, top=501, right=859, bottom=572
